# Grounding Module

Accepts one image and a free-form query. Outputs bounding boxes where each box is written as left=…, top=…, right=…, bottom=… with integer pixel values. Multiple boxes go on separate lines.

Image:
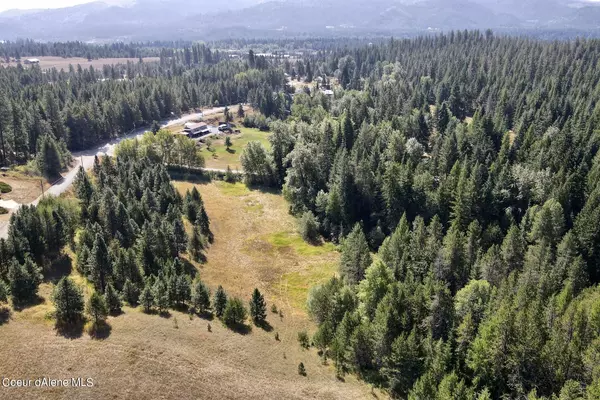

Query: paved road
left=0, top=106, right=230, bottom=239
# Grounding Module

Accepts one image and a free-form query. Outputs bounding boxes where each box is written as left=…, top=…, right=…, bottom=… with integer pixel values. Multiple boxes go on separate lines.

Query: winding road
left=0, top=106, right=230, bottom=239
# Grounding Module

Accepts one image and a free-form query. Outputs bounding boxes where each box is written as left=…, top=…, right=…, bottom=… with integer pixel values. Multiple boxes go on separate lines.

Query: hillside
left=2, top=0, right=600, bottom=40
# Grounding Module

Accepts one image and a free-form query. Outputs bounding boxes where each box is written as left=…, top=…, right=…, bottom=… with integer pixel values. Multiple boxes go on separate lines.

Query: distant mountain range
left=1, top=0, right=600, bottom=41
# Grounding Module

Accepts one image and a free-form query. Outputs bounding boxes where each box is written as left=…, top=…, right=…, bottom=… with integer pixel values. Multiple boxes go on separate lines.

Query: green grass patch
left=203, top=127, right=271, bottom=170
left=216, top=181, right=251, bottom=197
left=0, top=181, right=12, bottom=193
left=267, top=231, right=336, bottom=256
left=278, top=262, right=337, bottom=310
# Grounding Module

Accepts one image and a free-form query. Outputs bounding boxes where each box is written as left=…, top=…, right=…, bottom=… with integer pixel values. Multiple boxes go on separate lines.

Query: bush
left=0, top=207, right=7, bottom=215
left=299, top=211, right=319, bottom=243
left=298, top=330, right=310, bottom=349
left=298, top=362, right=306, bottom=376
left=0, top=181, right=12, bottom=193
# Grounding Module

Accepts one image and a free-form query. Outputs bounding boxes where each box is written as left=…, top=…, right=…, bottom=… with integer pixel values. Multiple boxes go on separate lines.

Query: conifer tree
left=223, top=297, right=247, bottom=326
left=37, top=134, right=62, bottom=178
left=249, top=288, right=267, bottom=324
left=139, top=283, right=154, bottom=313
left=88, top=233, right=111, bottom=292
left=122, top=279, right=139, bottom=306
left=0, top=280, right=8, bottom=303
left=213, top=285, right=227, bottom=318
left=191, top=279, right=211, bottom=313
left=153, top=279, right=170, bottom=313
left=104, top=283, right=122, bottom=314
left=187, top=225, right=205, bottom=263
left=339, top=224, right=372, bottom=285
left=86, top=291, right=108, bottom=325
left=8, top=258, right=41, bottom=305
left=53, top=277, right=84, bottom=324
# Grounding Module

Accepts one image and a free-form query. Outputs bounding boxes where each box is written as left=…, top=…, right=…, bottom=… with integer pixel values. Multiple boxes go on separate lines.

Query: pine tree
left=249, top=288, right=267, bottom=324
left=36, top=134, right=62, bottom=178
left=237, top=104, right=245, bottom=119
left=339, top=224, right=372, bottom=285
left=187, top=225, right=205, bottom=262
left=53, top=277, right=84, bottom=324
left=122, top=279, right=139, bottom=306
left=191, top=279, right=211, bottom=313
left=0, top=280, right=8, bottom=303
left=8, top=258, right=41, bottom=305
left=139, top=283, right=154, bottom=313
left=86, top=291, right=108, bottom=325
left=153, top=279, right=170, bottom=312
left=223, top=297, right=247, bottom=326
left=88, top=233, right=111, bottom=292
left=104, top=283, right=122, bottom=315
left=213, top=285, right=227, bottom=318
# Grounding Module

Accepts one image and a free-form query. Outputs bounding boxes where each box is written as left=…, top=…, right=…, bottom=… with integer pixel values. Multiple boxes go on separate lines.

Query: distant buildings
left=24, top=58, right=40, bottom=65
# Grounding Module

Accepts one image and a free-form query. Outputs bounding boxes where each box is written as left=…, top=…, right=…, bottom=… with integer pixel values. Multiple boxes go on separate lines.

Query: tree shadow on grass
left=191, top=309, right=214, bottom=321
left=158, top=310, right=171, bottom=319
left=44, top=253, right=72, bottom=284
left=88, top=321, right=112, bottom=340
left=255, top=320, right=273, bottom=332
left=181, top=258, right=201, bottom=276
left=55, top=319, right=85, bottom=339
left=246, top=183, right=282, bottom=195
left=226, top=322, right=252, bottom=335
left=12, top=295, right=45, bottom=312
left=225, top=148, right=236, bottom=154
left=0, top=306, right=11, bottom=325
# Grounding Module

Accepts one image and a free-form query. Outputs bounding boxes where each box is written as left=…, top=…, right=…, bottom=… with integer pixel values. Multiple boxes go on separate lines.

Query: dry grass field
left=0, top=180, right=381, bottom=400
left=0, top=56, right=160, bottom=71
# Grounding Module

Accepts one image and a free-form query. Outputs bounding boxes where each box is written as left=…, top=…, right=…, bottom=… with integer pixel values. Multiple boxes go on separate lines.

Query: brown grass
left=0, top=172, right=50, bottom=204
left=0, top=180, right=381, bottom=400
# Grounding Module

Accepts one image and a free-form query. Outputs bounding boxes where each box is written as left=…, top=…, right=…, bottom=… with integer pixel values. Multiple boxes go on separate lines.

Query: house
left=184, top=122, right=209, bottom=138
left=322, top=89, right=334, bottom=96
left=24, top=58, right=40, bottom=65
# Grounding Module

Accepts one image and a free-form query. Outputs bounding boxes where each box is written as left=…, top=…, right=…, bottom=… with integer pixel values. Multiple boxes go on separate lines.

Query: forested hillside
left=240, top=32, right=600, bottom=398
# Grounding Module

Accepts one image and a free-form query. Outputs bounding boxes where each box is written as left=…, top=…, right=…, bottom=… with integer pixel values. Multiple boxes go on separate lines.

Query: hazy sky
left=0, top=0, right=98, bottom=12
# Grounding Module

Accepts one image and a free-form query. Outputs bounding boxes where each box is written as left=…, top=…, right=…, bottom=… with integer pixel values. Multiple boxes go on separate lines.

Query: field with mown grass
left=201, top=127, right=271, bottom=171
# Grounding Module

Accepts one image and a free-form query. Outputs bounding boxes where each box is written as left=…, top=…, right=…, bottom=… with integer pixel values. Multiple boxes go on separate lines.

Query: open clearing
left=1, top=56, right=160, bottom=71
left=0, top=180, right=379, bottom=400
left=202, top=127, right=271, bottom=171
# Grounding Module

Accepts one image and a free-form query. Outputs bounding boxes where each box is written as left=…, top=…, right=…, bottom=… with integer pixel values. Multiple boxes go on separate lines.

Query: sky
left=0, top=0, right=112, bottom=12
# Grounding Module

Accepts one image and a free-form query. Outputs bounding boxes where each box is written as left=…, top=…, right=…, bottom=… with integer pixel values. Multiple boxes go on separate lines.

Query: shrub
left=298, top=330, right=310, bottom=349
left=0, top=182, right=12, bottom=193
left=298, top=362, right=306, bottom=376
